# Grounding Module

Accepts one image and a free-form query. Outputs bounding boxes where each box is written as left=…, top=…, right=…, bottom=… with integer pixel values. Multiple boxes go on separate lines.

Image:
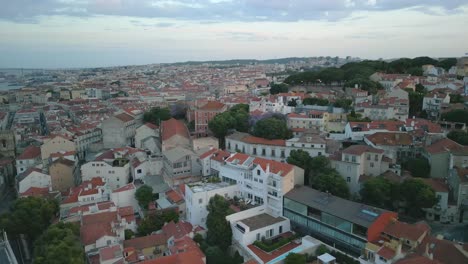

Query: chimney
left=266, top=163, right=270, bottom=174
left=367, top=123, right=370, bottom=129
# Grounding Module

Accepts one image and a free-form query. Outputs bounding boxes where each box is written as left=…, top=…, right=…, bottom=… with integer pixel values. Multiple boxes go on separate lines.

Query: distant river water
left=0, top=83, right=23, bottom=91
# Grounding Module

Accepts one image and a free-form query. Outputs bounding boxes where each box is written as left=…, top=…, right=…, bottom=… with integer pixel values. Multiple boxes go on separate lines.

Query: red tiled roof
left=199, top=148, right=217, bottom=160
left=99, top=244, right=122, bottom=262
left=253, top=157, right=294, bottom=176
left=416, top=236, right=468, bottom=264
left=421, top=178, right=449, bottom=193
left=162, top=221, right=193, bottom=240
left=115, top=112, right=134, bottom=122
left=166, top=189, right=183, bottom=204
left=378, top=247, right=396, bottom=260
left=80, top=211, right=118, bottom=245
left=144, top=122, right=159, bottom=130
left=425, top=138, right=463, bottom=154
left=124, top=233, right=167, bottom=249
left=113, top=183, right=135, bottom=193
left=225, top=153, right=250, bottom=165
left=210, top=150, right=231, bottom=162
left=198, top=101, right=226, bottom=111
left=366, top=132, right=412, bottom=146
left=395, top=255, right=442, bottom=264
left=17, top=145, right=41, bottom=160
left=383, top=221, right=430, bottom=242
left=161, top=118, right=190, bottom=141
left=19, top=187, right=49, bottom=198
left=342, top=145, right=384, bottom=155
left=242, top=135, right=286, bottom=147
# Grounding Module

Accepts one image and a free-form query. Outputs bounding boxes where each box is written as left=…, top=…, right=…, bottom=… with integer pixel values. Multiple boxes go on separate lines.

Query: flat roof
left=285, top=186, right=392, bottom=228
left=187, top=181, right=234, bottom=193
left=239, top=213, right=287, bottom=231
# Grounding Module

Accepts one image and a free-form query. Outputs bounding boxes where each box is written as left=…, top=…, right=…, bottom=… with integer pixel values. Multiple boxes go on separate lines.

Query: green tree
left=360, top=177, right=398, bottom=210
left=436, top=58, right=457, bottom=71
left=206, top=195, right=232, bottom=251
left=407, top=89, right=427, bottom=117
left=135, top=185, right=154, bottom=209
left=310, top=168, right=350, bottom=198
left=137, top=210, right=179, bottom=236
left=450, top=94, right=464, bottom=104
left=0, top=197, right=58, bottom=242
left=125, top=229, right=134, bottom=240
left=208, top=112, right=235, bottom=149
left=270, top=83, right=289, bottom=94
left=344, top=78, right=383, bottom=95
left=333, top=98, right=353, bottom=111
left=284, top=253, right=307, bottom=264
left=400, top=179, right=438, bottom=218
left=143, top=107, right=171, bottom=124
left=402, top=157, right=430, bottom=178
left=303, top=97, right=329, bottom=106
left=447, top=130, right=468, bottom=145
left=33, top=222, right=85, bottom=264
left=205, top=246, right=225, bottom=264
left=316, top=244, right=330, bottom=256
left=441, top=109, right=468, bottom=125
left=287, top=98, right=298, bottom=107
left=252, top=117, right=291, bottom=140
left=287, top=150, right=312, bottom=185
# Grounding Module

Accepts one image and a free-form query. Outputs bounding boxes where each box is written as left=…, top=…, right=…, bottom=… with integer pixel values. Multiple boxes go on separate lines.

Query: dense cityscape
left=1, top=1, right=468, bottom=264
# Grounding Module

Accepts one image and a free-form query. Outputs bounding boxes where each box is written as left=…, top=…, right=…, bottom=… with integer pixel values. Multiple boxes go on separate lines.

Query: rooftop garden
left=253, top=233, right=299, bottom=253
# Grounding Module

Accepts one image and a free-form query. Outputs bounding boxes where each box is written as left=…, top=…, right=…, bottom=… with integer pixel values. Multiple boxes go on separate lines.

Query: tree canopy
left=310, top=168, right=350, bottom=199
left=143, top=107, right=171, bottom=124
left=441, top=109, right=468, bottom=125
left=284, top=253, right=306, bottom=264
left=360, top=177, right=399, bottom=210
left=33, top=222, right=85, bottom=264
left=135, top=185, right=154, bottom=209
left=400, top=178, right=438, bottom=218
left=270, top=83, right=289, bottom=94
left=137, top=210, right=179, bottom=236
left=252, top=117, right=292, bottom=140
left=206, top=195, right=232, bottom=251
left=208, top=104, right=249, bottom=149
left=447, top=130, right=468, bottom=145
left=302, top=97, right=329, bottom=106
left=0, top=197, right=59, bottom=242
left=402, top=157, right=430, bottom=178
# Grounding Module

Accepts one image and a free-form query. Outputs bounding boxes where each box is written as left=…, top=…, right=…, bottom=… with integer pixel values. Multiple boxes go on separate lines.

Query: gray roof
left=284, top=186, right=391, bottom=228
left=163, top=146, right=195, bottom=162
left=239, top=213, right=287, bottom=232
left=226, top=132, right=250, bottom=141
left=143, top=175, right=169, bottom=194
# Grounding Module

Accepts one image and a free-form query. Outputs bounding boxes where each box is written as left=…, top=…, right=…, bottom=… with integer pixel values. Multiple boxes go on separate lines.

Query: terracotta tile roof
left=366, top=132, right=412, bottom=146
left=162, top=220, right=193, bottom=240
left=378, top=246, right=396, bottom=260
left=115, top=112, right=134, bottom=122
left=416, top=236, right=468, bottom=264
left=144, top=122, right=159, bottom=130
left=80, top=211, right=118, bottom=245
left=242, top=135, right=286, bottom=146
left=124, top=233, right=167, bottom=249
left=161, top=118, right=190, bottom=141
left=395, top=255, right=442, bottom=264
left=342, top=145, right=384, bottom=155
left=421, top=178, right=449, bottom=193
left=198, top=101, right=226, bottom=111
left=383, top=221, right=430, bottom=242
left=99, top=244, right=122, bottom=262
left=210, top=149, right=231, bottom=162
left=51, top=157, right=75, bottom=167
left=113, top=183, right=135, bottom=193
left=253, top=157, right=294, bottom=176
left=166, top=189, right=184, bottom=204
left=17, top=145, right=41, bottom=160
left=19, top=187, right=49, bottom=198
left=425, top=138, right=463, bottom=154
left=199, top=148, right=217, bottom=160
left=225, top=152, right=250, bottom=165
left=141, top=237, right=205, bottom=264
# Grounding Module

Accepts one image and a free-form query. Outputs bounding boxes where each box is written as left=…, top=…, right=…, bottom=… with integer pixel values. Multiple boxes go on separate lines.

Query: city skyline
left=1, top=0, right=468, bottom=68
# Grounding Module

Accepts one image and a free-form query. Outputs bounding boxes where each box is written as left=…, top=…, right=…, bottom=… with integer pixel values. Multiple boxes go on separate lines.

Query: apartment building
left=284, top=186, right=397, bottom=256
left=226, top=131, right=326, bottom=162
left=161, top=118, right=192, bottom=151
left=219, top=153, right=304, bottom=217
left=102, top=113, right=137, bottom=149
left=15, top=145, right=41, bottom=175
left=193, top=101, right=227, bottom=137
left=40, top=135, right=76, bottom=166
left=330, top=145, right=391, bottom=194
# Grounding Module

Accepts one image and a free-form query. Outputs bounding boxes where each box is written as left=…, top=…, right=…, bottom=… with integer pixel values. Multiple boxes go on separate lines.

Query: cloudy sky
left=1, top=0, right=467, bottom=68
